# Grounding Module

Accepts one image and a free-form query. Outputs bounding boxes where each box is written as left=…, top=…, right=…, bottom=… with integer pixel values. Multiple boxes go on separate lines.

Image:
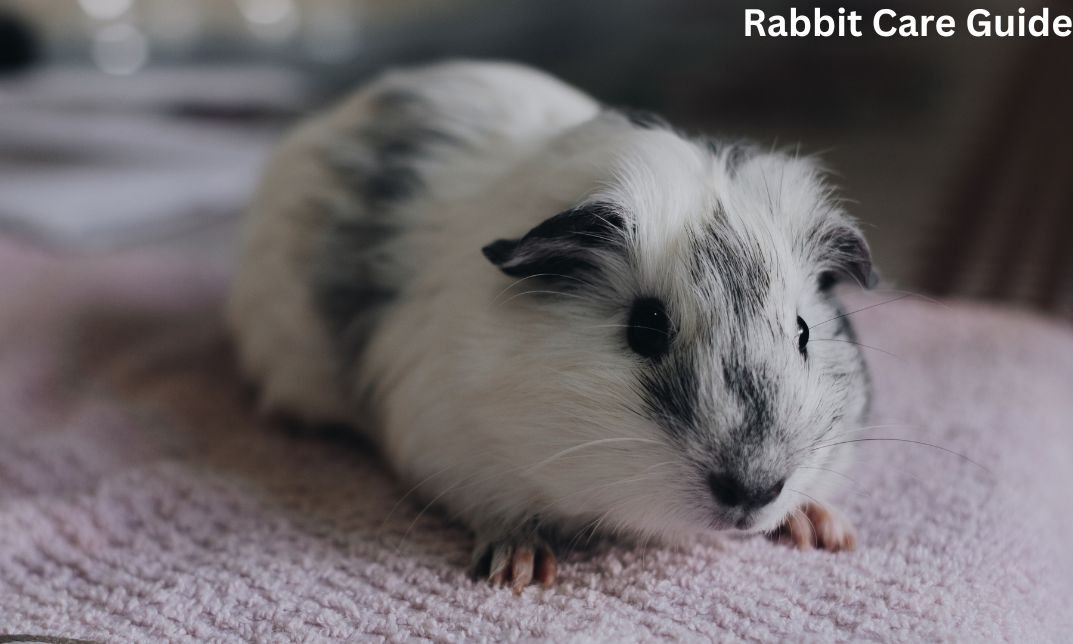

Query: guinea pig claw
left=779, top=511, right=815, bottom=550
left=772, top=502, right=856, bottom=552
left=473, top=539, right=558, bottom=592
left=509, top=547, right=535, bottom=594
left=535, top=543, right=558, bottom=587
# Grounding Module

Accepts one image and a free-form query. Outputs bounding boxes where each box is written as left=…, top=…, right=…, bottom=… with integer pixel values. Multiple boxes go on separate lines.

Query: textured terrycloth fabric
left=1, top=236, right=1071, bottom=643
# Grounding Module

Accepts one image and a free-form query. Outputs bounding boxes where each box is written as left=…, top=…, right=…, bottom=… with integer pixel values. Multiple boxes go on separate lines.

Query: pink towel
left=1, top=237, right=1071, bottom=642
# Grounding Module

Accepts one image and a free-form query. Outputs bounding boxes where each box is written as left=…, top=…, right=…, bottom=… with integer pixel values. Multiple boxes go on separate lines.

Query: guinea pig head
left=481, top=132, right=874, bottom=542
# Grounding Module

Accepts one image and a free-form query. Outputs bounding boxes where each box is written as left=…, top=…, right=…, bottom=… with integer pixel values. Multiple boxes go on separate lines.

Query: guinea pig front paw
left=471, top=535, right=557, bottom=594
left=771, top=502, right=856, bottom=552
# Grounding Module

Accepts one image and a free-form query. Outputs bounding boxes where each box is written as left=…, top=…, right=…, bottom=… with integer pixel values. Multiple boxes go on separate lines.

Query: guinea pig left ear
left=817, top=223, right=879, bottom=290
left=481, top=202, right=625, bottom=279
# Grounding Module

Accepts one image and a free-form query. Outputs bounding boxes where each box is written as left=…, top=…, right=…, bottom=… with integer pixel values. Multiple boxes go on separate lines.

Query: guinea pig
left=228, top=60, right=875, bottom=592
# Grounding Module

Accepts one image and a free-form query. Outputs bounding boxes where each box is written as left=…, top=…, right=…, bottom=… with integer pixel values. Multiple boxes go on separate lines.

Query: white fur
left=228, top=61, right=868, bottom=549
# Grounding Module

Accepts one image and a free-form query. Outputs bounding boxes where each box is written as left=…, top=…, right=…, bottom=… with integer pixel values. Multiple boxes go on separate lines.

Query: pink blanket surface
left=1, top=237, right=1071, bottom=643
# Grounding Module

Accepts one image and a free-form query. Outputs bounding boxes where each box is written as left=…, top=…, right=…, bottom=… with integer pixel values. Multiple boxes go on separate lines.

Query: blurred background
left=1, top=0, right=1070, bottom=318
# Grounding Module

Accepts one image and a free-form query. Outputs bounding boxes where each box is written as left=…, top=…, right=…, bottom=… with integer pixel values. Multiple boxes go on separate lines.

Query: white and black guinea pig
left=228, top=60, right=876, bottom=592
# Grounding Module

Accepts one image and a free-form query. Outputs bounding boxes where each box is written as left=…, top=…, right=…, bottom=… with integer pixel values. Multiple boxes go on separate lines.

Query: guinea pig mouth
left=716, top=510, right=762, bottom=531
left=733, top=512, right=775, bottom=531
left=703, top=507, right=768, bottom=533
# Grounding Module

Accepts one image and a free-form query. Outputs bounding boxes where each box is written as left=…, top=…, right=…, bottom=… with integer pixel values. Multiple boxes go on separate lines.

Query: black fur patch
left=312, top=89, right=457, bottom=369
left=310, top=216, right=397, bottom=354
left=817, top=271, right=839, bottom=292
left=722, top=361, right=774, bottom=445
left=332, top=89, right=457, bottom=209
left=691, top=221, right=771, bottom=328
left=640, top=212, right=775, bottom=438
left=639, top=351, right=700, bottom=437
left=482, top=202, right=626, bottom=282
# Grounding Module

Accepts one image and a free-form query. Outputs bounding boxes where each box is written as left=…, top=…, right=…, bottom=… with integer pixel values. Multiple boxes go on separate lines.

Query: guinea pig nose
left=707, top=473, right=785, bottom=509
left=707, top=472, right=749, bottom=508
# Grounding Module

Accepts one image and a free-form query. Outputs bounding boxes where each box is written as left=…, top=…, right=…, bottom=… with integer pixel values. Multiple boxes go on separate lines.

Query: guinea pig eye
left=627, top=297, right=672, bottom=359
left=796, top=316, right=810, bottom=354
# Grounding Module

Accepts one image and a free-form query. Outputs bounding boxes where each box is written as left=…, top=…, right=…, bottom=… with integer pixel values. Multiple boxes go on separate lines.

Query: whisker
left=825, top=421, right=911, bottom=435
left=566, top=507, right=617, bottom=555
left=852, top=423, right=913, bottom=431
left=553, top=473, right=669, bottom=510
left=524, top=437, right=662, bottom=473
left=491, top=273, right=587, bottom=304
left=586, top=323, right=671, bottom=337
left=786, top=486, right=823, bottom=507
left=843, top=454, right=937, bottom=494
left=809, top=437, right=993, bottom=476
left=378, top=461, right=463, bottom=535
left=773, top=506, right=812, bottom=541
left=800, top=505, right=818, bottom=538
left=871, top=287, right=952, bottom=311
left=586, top=505, right=622, bottom=542
left=398, top=435, right=665, bottom=549
left=816, top=423, right=915, bottom=445
left=569, top=497, right=632, bottom=554
left=396, top=467, right=494, bottom=553
left=810, top=294, right=914, bottom=330
left=810, top=338, right=902, bottom=360
left=499, top=289, right=591, bottom=306
left=796, top=465, right=859, bottom=487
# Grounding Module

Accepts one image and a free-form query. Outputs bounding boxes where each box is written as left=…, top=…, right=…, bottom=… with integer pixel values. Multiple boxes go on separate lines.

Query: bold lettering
left=791, top=8, right=811, bottom=37
left=769, top=15, right=788, bottom=37
left=745, top=10, right=766, bottom=36
left=995, top=15, right=1013, bottom=37
left=1055, top=15, right=1072, bottom=37
left=873, top=9, right=897, bottom=37
left=898, top=15, right=919, bottom=37
left=815, top=9, right=834, bottom=37
left=848, top=12, right=863, bottom=36
left=967, top=9, right=991, bottom=37
left=936, top=15, right=956, bottom=37
left=1028, top=8, right=1049, bottom=37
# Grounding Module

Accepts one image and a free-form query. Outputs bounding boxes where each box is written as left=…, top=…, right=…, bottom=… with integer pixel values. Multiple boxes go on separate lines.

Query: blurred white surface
left=0, top=66, right=306, bottom=250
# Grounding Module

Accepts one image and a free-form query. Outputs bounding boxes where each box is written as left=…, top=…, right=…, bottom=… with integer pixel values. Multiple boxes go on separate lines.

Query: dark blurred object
left=0, top=8, right=40, bottom=75
left=310, top=0, right=941, bottom=130
left=923, top=33, right=1073, bottom=318
left=2, top=0, right=1067, bottom=320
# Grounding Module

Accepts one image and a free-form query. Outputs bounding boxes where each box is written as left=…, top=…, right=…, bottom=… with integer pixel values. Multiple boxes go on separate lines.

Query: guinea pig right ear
left=481, top=202, right=626, bottom=279
left=815, top=221, right=879, bottom=290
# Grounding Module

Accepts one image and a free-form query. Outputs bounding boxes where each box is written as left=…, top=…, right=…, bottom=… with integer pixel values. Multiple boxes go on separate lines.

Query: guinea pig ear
left=815, top=221, right=879, bottom=290
left=481, top=202, right=626, bottom=279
